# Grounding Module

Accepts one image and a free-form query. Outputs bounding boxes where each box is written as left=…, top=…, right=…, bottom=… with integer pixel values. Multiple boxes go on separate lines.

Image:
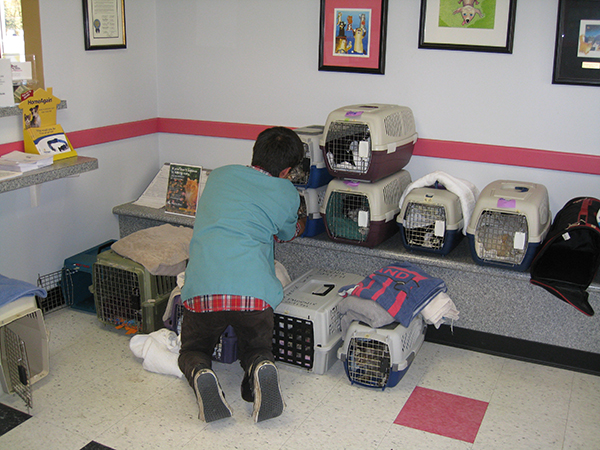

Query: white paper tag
left=513, top=232, right=526, bottom=250
left=562, top=232, right=571, bottom=241
left=358, top=210, right=369, bottom=227
left=358, top=141, right=369, bottom=158
left=387, top=143, right=396, bottom=154
left=434, top=220, right=445, bottom=237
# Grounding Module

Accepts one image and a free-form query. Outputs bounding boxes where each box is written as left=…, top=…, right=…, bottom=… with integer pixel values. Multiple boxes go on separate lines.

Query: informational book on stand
left=165, top=163, right=208, bottom=217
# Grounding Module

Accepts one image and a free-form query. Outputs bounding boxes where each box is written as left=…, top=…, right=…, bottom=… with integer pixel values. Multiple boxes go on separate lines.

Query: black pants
left=178, top=307, right=275, bottom=387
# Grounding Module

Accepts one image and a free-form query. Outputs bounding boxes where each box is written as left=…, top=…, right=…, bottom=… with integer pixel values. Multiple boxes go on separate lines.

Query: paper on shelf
left=133, top=163, right=170, bottom=209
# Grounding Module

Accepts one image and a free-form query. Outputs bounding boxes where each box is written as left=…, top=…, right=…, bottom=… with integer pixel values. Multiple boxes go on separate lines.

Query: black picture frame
left=418, top=0, right=517, bottom=53
left=553, top=0, right=600, bottom=86
left=83, top=0, right=127, bottom=50
left=318, top=0, right=388, bottom=74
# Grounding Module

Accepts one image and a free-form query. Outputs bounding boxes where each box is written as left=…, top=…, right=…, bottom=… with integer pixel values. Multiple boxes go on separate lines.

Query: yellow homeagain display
left=19, top=88, right=76, bottom=161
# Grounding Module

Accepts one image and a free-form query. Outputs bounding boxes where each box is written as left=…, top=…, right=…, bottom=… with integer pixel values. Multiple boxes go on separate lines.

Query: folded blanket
left=339, top=262, right=447, bottom=327
left=111, top=224, right=193, bottom=276
left=398, top=171, right=480, bottom=235
left=338, top=295, right=395, bottom=338
left=130, top=328, right=183, bottom=378
left=0, top=274, right=46, bottom=307
left=420, top=291, right=459, bottom=329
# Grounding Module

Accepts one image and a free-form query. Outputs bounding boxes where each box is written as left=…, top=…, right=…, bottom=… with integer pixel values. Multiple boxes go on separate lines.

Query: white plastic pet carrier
left=273, top=268, right=364, bottom=374
left=338, top=316, right=426, bottom=390
left=321, top=170, right=411, bottom=248
left=288, top=125, right=333, bottom=189
left=0, top=296, right=49, bottom=409
left=298, top=185, right=328, bottom=237
left=92, top=249, right=178, bottom=333
left=466, top=180, right=551, bottom=271
left=398, top=187, right=464, bottom=255
left=320, top=104, right=417, bottom=182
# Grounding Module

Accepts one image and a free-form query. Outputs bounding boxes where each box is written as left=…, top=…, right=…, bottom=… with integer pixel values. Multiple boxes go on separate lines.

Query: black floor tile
left=81, top=441, right=116, bottom=450
left=0, top=402, right=31, bottom=437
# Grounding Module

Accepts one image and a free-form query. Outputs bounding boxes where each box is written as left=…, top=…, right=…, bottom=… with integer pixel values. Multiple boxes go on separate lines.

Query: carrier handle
left=312, top=284, right=335, bottom=296
left=578, top=198, right=592, bottom=224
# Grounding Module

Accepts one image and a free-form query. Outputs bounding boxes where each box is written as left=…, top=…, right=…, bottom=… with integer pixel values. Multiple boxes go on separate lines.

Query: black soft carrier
left=530, top=197, right=600, bottom=316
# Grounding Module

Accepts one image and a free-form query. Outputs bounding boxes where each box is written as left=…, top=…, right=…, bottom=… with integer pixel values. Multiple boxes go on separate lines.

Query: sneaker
left=193, top=368, right=232, bottom=422
left=252, top=360, right=285, bottom=423
left=241, top=371, right=253, bottom=403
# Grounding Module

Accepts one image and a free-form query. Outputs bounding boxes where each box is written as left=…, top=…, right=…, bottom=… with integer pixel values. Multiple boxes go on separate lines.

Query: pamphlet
left=133, top=163, right=170, bottom=209
left=165, top=164, right=207, bottom=217
left=0, top=59, right=13, bottom=107
left=0, top=151, right=53, bottom=172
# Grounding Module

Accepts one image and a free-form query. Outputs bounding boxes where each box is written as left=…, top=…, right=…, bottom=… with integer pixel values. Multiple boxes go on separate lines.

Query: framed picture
left=319, top=0, right=388, bottom=74
left=418, top=0, right=517, bottom=53
left=83, top=0, right=127, bottom=50
left=553, top=0, right=600, bottom=86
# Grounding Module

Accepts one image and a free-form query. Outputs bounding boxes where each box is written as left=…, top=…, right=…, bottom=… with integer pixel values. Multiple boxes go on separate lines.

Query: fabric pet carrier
left=321, top=170, right=411, bottom=248
left=466, top=180, right=551, bottom=271
left=338, top=316, right=426, bottom=390
left=530, top=197, right=600, bottom=317
left=298, top=185, right=328, bottom=237
left=273, top=268, right=364, bottom=374
left=289, top=125, right=333, bottom=189
left=320, top=104, right=417, bottom=182
left=92, top=249, right=177, bottom=334
left=397, top=187, right=464, bottom=255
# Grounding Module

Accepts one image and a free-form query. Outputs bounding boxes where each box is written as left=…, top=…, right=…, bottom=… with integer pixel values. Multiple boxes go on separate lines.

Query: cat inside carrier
left=338, top=316, right=426, bottom=390
left=321, top=170, right=411, bottom=248
left=398, top=187, right=464, bottom=255
left=92, top=249, right=177, bottom=333
left=288, top=125, right=333, bottom=189
left=466, top=180, right=551, bottom=271
left=320, top=104, right=417, bottom=182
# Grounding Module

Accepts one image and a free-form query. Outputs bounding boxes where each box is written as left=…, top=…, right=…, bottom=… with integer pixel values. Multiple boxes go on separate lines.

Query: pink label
left=345, top=111, right=363, bottom=118
left=498, top=198, right=516, bottom=208
left=343, top=180, right=360, bottom=187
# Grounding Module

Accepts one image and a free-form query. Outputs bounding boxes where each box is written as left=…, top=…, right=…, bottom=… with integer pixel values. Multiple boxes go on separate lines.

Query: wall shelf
left=0, top=156, right=98, bottom=193
left=0, top=100, right=67, bottom=118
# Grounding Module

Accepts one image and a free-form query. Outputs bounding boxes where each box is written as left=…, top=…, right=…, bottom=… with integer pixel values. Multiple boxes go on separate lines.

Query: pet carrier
left=320, top=104, right=417, bottom=182
left=162, top=290, right=238, bottom=364
left=466, top=180, right=551, bottom=271
left=92, top=249, right=177, bottom=334
left=397, top=187, right=464, bottom=255
left=338, top=316, right=426, bottom=390
left=321, top=170, right=411, bottom=248
left=289, top=125, right=333, bottom=189
left=63, top=240, right=115, bottom=313
left=298, top=185, right=328, bottom=237
left=273, top=268, right=364, bottom=374
left=530, top=197, right=600, bottom=316
left=0, top=296, right=49, bottom=409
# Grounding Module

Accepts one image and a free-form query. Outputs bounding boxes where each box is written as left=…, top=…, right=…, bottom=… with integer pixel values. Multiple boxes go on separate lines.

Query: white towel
left=399, top=171, right=480, bottom=235
left=420, top=291, right=459, bottom=329
left=130, top=328, right=183, bottom=378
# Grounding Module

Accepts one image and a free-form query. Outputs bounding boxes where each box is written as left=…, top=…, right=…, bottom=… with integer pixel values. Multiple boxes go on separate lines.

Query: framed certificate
left=83, top=0, right=126, bottom=50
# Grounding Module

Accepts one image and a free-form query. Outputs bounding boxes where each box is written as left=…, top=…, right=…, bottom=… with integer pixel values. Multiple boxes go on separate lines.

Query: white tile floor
left=1, top=307, right=599, bottom=450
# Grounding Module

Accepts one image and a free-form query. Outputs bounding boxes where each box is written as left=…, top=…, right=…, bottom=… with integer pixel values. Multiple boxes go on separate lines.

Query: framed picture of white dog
left=553, top=0, right=600, bottom=86
left=418, top=0, right=517, bottom=53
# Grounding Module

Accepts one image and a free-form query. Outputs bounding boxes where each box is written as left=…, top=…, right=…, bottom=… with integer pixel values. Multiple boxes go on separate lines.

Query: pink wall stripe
left=2, top=118, right=599, bottom=175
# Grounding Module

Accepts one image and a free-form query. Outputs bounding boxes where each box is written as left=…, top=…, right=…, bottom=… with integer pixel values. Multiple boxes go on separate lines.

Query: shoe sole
left=195, top=371, right=232, bottom=423
left=253, top=363, right=284, bottom=423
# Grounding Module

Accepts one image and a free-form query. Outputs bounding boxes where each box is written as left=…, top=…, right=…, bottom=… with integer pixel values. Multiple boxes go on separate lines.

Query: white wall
left=156, top=0, right=599, bottom=215
left=1, top=0, right=599, bottom=284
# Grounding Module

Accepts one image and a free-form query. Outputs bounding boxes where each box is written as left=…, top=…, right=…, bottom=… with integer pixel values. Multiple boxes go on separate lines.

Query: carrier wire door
left=1, top=327, right=33, bottom=409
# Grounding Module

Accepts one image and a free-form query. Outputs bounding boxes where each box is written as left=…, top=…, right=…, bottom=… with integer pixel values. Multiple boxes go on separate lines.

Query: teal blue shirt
left=181, top=165, right=299, bottom=309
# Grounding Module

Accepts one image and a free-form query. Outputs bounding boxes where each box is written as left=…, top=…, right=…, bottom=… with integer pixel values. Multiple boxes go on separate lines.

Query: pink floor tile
left=394, top=386, right=489, bottom=443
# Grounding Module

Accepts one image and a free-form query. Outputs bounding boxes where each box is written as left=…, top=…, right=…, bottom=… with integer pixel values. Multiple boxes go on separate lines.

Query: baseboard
left=425, top=325, right=600, bottom=376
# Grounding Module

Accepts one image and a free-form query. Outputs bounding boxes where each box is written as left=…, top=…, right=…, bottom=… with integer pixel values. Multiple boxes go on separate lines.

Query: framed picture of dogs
left=418, top=0, right=517, bottom=53
left=318, top=0, right=389, bottom=74
left=83, top=0, right=127, bottom=50
left=553, top=0, right=600, bottom=86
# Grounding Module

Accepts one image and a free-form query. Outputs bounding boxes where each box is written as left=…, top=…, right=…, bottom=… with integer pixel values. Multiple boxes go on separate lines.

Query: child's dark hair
left=251, top=127, right=304, bottom=177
